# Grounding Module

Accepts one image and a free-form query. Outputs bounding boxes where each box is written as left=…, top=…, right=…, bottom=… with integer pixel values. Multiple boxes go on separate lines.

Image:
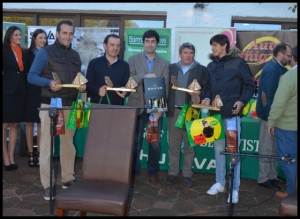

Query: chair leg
left=80, top=211, right=86, bottom=216
left=57, top=209, right=64, bottom=216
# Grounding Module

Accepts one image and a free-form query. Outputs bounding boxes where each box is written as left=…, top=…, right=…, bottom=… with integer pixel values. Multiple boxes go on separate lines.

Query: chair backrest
left=82, top=104, right=138, bottom=184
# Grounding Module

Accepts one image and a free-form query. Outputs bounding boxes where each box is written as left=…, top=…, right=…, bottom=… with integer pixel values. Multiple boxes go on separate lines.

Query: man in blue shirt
left=28, top=20, right=85, bottom=201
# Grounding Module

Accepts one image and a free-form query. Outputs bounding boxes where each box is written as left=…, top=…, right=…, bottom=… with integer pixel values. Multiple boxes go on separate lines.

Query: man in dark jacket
left=256, top=43, right=291, bottom=192
left=28, top=20, right=85, bottom=201
left=85, top=33, right=130, bottom=105
left=165, top=42, right=207, bottom=188
left=201, top=34, right=255, bottom=204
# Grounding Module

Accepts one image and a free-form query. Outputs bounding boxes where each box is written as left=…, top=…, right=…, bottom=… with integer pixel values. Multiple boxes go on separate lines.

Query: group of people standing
left=3, top=27, right=48, bottom=171
left=256, top=43, right=297, bottom=199
left=3, top=19, right=297, bottom=204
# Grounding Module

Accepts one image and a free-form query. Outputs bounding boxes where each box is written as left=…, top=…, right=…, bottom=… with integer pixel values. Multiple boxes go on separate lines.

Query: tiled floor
left=3, top=154, right=286, bottom=216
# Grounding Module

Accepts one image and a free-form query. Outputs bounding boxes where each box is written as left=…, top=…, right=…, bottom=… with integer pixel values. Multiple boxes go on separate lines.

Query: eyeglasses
left=283, top=52, right=291, bottom=58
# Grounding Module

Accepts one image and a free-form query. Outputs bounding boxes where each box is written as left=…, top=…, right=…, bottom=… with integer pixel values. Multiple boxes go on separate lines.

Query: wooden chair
left=55, top=104, right=138, bottom=216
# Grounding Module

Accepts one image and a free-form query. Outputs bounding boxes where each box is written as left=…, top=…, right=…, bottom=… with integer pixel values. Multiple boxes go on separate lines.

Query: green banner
left=55, top=116, right=283, bottom=180
left=124, top=28, right=171, bottom=63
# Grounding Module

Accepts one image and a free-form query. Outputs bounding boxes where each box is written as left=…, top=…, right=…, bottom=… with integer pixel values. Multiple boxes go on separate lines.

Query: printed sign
left=125, top=28, right=171, bottom=63
left=175, top=27, right=236, bottom=66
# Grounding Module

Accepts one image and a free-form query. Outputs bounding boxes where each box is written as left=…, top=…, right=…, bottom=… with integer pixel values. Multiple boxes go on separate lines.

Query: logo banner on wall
left=125, top=28, right=171, bottom=63
left=28, top=26, right=119, bottom=76
left=3, top=22, right=26, bottom=47
left=174, top=27, right=236, bottom=67
left=236, top=30, right=297, bottom=79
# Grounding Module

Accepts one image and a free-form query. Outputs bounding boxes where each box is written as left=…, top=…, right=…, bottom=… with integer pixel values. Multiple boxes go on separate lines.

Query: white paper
left=227, top=119, right=237, bottom=131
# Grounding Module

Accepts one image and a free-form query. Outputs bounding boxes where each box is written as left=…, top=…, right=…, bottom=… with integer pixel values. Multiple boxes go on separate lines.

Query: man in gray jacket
left=127, top=29, right=169, bottom=187
left=165, top=42, right=207, bottom=188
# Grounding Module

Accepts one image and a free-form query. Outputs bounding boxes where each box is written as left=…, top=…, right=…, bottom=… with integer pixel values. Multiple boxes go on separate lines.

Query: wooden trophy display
left=192, top=95, right=223, bottom=111
left=105, top=76, right=137, bottom=92
left=54, top=72, right=88, bottom=88
left=171, top=76, right=201, bottom=94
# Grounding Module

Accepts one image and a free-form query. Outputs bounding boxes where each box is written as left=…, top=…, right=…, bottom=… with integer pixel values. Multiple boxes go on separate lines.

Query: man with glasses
left=256, top=43, right=292, bottom=191
left=267, top=45, right=297, bottom=198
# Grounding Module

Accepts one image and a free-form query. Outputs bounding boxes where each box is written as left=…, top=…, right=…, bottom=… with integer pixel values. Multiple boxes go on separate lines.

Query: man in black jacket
left=28, top=20, right=85, bottom=200
left=202, top=34, right=255, bottom=204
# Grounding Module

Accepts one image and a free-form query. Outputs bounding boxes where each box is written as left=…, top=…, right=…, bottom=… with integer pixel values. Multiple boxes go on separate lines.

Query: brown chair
left=55, top=104, right=138, bottom=216
left=279, top=168, right=297, bottom=216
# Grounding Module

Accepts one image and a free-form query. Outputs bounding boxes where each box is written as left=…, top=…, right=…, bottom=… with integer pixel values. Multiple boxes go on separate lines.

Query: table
left=54, top=116, right=283, bottom=180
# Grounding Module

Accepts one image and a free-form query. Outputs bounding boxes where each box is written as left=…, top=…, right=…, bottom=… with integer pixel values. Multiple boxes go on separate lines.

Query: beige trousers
left=39, top=104, right=76, bottom=189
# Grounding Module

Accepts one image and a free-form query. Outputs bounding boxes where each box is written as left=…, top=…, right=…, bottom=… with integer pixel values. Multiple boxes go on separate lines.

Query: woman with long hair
left=3, top=26, right=28, bottom=171
left=24, top=29, right=48, bottom=167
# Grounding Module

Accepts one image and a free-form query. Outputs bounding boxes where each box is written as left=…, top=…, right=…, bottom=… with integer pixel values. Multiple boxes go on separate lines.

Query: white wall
left=3, top=3, right=297, bottom=62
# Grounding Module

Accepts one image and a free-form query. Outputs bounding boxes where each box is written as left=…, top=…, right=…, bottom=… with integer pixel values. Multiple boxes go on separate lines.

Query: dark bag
left=143, top=77, right=168, bottom=113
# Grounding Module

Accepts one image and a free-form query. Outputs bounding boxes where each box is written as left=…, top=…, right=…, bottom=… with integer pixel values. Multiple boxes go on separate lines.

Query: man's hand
left=77, top=84, right=86, bottom=92
left=190, top=92, right=200, bottom=104
left=153, top=112, right=162, bottom=119
left=267, top=126, right=275, bottom=137
left=144, top=73, right=156, bottom=78
left=98, top=85, right=107, bottom=97
left=116, top=90, right=127, bottom=98
left=201, top=98, right=210, bottom=106
left=231, top=101, right=244, bottom=114
left=50, top=80, right=61, bottom=92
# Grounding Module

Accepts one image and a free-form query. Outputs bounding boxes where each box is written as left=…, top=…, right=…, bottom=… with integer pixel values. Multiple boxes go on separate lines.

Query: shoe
left=62, top=179, right=78, bottom=189
left=271, top=176, right=286, bottom=184
left=227, top=190, right=239, bottom=204
left=165, top=175, right=177, bottom=185
left=183, top=177, right=193, bottom=188
left=44, top=187, right=56, bottom=200
left=207, top=182, right=225, bottom=195
left=34, top=151, right=40, bottom=167
left=4, top=164, right=12, bottom=171
left=28, top=152, right=35, bottom=167
left=276, top=191, right=288, bottom=198
left=10, top=164, right=18, bottom=170
left=149, top=174, right=161, bottom=187
left=258, top=179, right=281, bottom=190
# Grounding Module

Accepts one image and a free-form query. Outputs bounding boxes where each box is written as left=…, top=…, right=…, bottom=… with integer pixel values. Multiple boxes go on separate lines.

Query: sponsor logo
left=239, top=36, right=282, bottom=66
left=127, top=35, right=169, bottom=47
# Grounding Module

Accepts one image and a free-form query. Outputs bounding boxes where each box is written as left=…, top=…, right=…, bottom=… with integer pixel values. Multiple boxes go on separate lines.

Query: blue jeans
left=214, top=116, right=241, bottom=191
left=131, top=111, right=162, bottom=177
left=275, top=127, right=297, bottom=194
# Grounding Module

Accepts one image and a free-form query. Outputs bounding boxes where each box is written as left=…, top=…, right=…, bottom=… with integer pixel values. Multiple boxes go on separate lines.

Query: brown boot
left=276, top=191, right=288, bottom=198
left=149, top=174, right=161, bottom=187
